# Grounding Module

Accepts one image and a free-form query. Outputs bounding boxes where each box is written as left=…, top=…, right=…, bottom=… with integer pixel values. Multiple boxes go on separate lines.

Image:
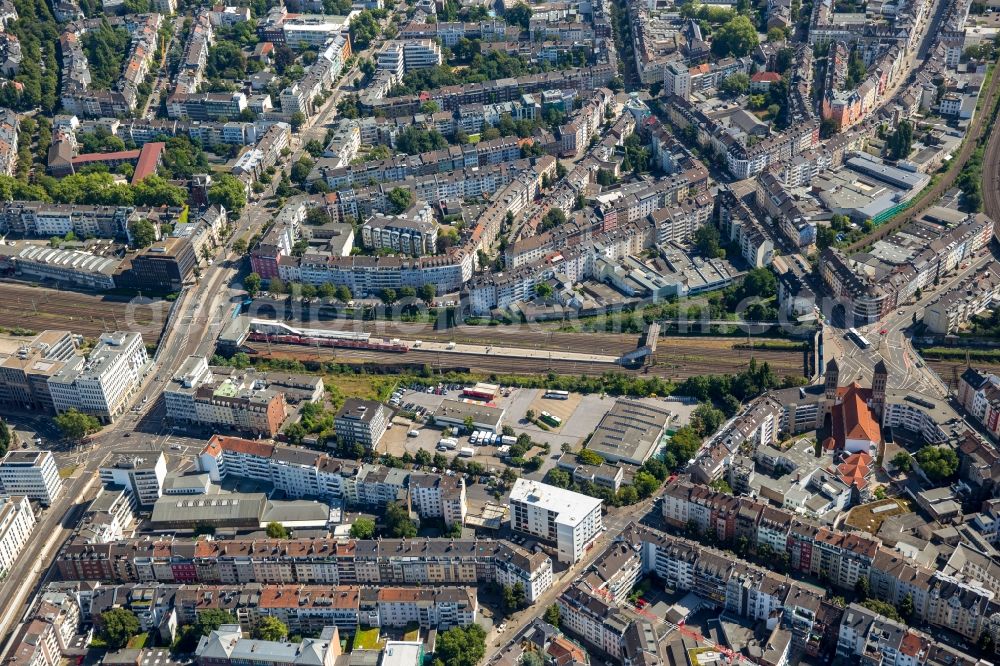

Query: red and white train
left=246, top=320, right=409, bottom=353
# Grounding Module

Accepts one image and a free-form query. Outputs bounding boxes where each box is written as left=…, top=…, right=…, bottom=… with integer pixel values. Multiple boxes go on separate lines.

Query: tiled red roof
left=131, top=142, right=165, bottom=185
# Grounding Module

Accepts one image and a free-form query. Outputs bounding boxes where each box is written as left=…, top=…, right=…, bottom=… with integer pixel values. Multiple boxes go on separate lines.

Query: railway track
left=252, top=341, right=807, bottom=380
left=982, top=70, right=1000, bottom=230
left=845, top=59, right=1000, bottom=253
left=262, top=317, right=807, bottom=360
left=0, top=283, right=165, bottom=341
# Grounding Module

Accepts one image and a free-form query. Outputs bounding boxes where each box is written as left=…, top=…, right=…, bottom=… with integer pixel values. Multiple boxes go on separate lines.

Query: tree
left=692, top=403, right=726, bottom=437
left=254, top=617, right=288, bottom=642
left=54, top=409, right=101, bottom=441
left=854, top=575, right=870, bottom=601
left=435, top=625, right=486, bottom=666
left=535, top=282, right=553, bottom=300
left=193, top=609, right=236, bottom=638
left=505, top=2, right=532, bottom=28
left=385, top=501, right=418, bottom=537
left=546, top=468, right=571, bottom=488
left=695, top=224, right=725, bottom=259
left=335, top=285, right=352, bottom=302
left=915, top=445, right=958, bottom=482
left=887, top=120, right=913, bottom=160
left=577, top=449, right=604, bottom=466
left=290, top=112, right=306, bottom=131
left=350, top=517, right=376, bottom=538
left=521, top=653, right=544, bottom=666
left=99, top=608, right=140, bottom=649
left=381, top=288, right=397, bottom=304
left=387, top=187, right=414, bottom=215
left=244, top=272, right=262, bottom=297
left=892, top=451, right=912, bottom=472
left=349, top=10, right=381, bottom=49
left=711, top=16, right=759, bottom=58
left=900, top=593, right=914, bottom=620
left=767, top=27, right=786, bottom=42
left=861, top=599, right=901, bottom=622
left=291, top=156, right=314, bottom=184
left=0, top=418, right=10, bottom=457
left=265, top=521, right=289, bottom=538
left=539, top=208, right=566, bottom=232
left=719, top=72, right=750, bottom=96
left=418, top=283, right=436, bottom=305
left=209, top=174, right=247, bottom=214
left=543, top=604, right=561, bottom=626
left=130, top=219, right=157, bottom=248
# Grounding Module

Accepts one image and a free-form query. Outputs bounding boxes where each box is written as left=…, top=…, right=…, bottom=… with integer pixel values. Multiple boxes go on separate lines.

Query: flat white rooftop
left=509, top=478, right=602, bottom=528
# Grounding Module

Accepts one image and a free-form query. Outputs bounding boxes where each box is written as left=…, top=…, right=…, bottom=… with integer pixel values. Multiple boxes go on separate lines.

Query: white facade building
left=508, top=479, right=603, bottom=564
left=0, top=495, right=36, bottom=578
left=0, top=450, right=63, bottom=506
left=47, top=332, right=147, bottom=423
left=99, top=451, right=167, bottom=509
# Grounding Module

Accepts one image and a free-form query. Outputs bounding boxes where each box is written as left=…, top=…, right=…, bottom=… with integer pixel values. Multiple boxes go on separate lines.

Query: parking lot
left=380, top=384, right=697, bottom=513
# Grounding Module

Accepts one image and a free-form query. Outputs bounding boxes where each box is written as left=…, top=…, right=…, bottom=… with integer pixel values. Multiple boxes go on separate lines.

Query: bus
left=848, top=327, right=871, bottom=349
left=539, top=411, right=562, bottom=427
left=543, top=390, right=570, bottom=400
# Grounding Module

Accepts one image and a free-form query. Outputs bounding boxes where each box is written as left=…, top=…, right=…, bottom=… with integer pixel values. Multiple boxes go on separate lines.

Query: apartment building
left=0, top=108, right=19, bottom=177
left=837, top=603, right=930, bottom=665
left=3, top=618, right=62, bottom=666
left=197, top=435, right=441, bottom=517
left=47, top=332, right=148, bottom=424
left=98, top=451, right=167, bottom=509
left=494, top=543, right=553, bottom=603
left=662, top=480, right=878, bottom=590
left=0, top=495, right=35, bottom=579
left=167, top=92, right=248, bottom=121
left=408, top=474, right=466, bottom=527
left=164, top=355, right=323, bottom=437
left=361, top=587, right=476, bottom=630
left=0, top=451, right=63, bottom=506
left=333, top=398, right=391, bottom=449
left=923, top=263, right=1000, bottom=335
left=0, top=202, right=135, bottom=239
left=0, top=330, right=79, bottom=412
left=55, top=534, right=553, bottom=596
left=509, top=479, right=603, bottom=564
left=360, top=212, right=439, bottom=257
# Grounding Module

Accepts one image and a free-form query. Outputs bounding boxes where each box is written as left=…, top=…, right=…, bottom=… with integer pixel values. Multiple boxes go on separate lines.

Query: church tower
left=872, top=360, right=888, bottom=418
left=824, top=358, right=840, bottom=400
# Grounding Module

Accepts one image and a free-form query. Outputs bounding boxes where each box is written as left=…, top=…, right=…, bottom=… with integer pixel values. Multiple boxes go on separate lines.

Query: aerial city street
left=1, top=0, right=1000, bottom=663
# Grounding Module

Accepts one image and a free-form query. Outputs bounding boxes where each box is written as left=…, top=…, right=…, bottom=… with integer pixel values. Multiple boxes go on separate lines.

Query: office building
left=195, top=625, right=340, bottom=666
left=0, top=451, right=63, bottom=506
left=99, top=451, right=167, bottom=509
left=509, top=479, right=603, bottom=564
left=116, top=237, right=198, bottom=292
left=0, top=331, right=79, bottom=412
left=47, top=332, right=148, bottom=423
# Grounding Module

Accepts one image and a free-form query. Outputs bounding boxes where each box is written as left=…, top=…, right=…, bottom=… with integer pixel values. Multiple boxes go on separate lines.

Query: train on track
left=238, top=318, right=410, bottom=353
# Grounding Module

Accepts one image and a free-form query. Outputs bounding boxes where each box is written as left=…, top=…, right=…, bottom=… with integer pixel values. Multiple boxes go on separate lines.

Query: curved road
left=846, top=61, right=1000, bottom=252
